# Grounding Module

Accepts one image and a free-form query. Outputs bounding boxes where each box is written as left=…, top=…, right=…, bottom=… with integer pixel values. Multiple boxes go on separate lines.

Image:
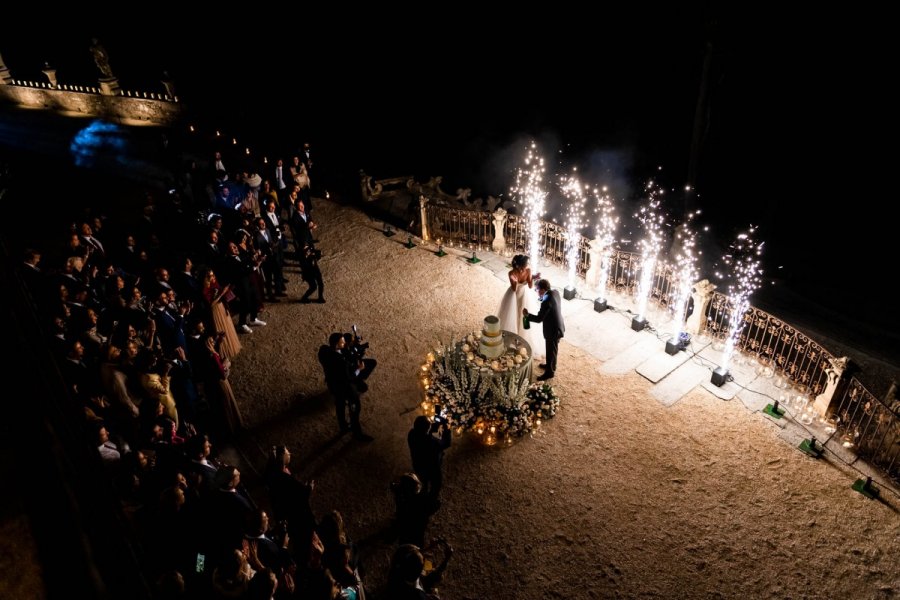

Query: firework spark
left=720, top=225, right=764, bottom=371
left=671, top=210, right=702, bottom=339
left=592, top=186, right=618, bottom=297
left=634, top=179, right=667, bottom=321
left=560, top=171, right=589, bottom=289
left=511, top=142, right=547, bottom=270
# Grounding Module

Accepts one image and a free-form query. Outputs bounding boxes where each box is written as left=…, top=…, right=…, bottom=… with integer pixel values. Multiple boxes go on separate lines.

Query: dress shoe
left=538, top=363, right=548, bottom=369
left=315, top=297, right=326, bottom=303
left=536, top=372, right=554, bottom=381
left=299, top=298, right=311, bottom=304
left=353, top=432, right=374, bottom=442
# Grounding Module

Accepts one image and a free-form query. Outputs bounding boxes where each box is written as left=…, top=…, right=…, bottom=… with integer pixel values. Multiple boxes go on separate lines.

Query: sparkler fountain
left=710, top=226, right=764, bottom=386
left=511, top=142, right=547, bottom=272
left=560, top=172, right=588, bottom=300
left=665, top=210, right=704, bottom=354
left=632, top=179, right=667, bottom=331
left=591, top=186, right=617, bottom=312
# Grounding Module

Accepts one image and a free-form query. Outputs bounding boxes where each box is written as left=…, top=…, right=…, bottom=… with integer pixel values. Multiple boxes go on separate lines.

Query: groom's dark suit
left=525, top=289, right=565, bottom=378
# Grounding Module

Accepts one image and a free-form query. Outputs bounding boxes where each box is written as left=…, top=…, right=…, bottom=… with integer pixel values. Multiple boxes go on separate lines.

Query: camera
left=344, top=325, right=369, bottom=361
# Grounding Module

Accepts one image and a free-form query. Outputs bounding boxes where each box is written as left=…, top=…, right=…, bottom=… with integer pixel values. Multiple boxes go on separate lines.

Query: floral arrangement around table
left=419, top=338, right=561, bottom=445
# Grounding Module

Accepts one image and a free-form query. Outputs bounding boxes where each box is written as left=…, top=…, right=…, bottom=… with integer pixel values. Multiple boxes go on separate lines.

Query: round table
left=462, top=330, right=533, bottom=388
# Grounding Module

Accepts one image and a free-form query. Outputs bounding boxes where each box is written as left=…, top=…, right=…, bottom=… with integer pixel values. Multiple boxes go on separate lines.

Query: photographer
left=407, top=415, right=452, bottom=508
left=299, top=243, right=325, bottom=303
left=387, top=541, right=453, bottom=600
left=318, top=333, right=374, bottom=441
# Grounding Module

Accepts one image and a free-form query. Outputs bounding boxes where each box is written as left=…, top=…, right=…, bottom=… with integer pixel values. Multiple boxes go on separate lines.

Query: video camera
left=343, top=324, right=370, bottom=361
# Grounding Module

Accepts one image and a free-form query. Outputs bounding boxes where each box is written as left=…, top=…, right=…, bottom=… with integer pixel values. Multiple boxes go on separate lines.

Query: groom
left=523, top=278, right=565, bottom=381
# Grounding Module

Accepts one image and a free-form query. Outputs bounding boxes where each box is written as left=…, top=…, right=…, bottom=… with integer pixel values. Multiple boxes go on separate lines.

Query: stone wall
left=0, top=85, right=182, bottom=125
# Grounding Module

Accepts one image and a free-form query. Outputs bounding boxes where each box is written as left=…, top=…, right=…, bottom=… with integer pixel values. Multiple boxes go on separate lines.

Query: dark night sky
left=2, top=9, right=896, bottom=339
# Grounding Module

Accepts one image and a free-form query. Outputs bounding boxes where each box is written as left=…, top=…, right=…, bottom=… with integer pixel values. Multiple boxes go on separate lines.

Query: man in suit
left=523, top=278, right=565, bottom=381
left=272, top=158, right=295, bottom=219
left=318, top=333, right=373, bottom=441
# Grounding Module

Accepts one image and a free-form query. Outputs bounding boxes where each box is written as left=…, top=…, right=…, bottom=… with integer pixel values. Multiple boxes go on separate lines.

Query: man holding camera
left=318, top=332, right=374, bottom=441
left=407, top=415, right=452, bottom=507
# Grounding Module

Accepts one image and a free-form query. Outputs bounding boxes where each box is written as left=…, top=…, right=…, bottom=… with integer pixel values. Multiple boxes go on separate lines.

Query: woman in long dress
left=496, top=254, right=538, bottom=352
left=201, top=269, right=242, bottom=361
left=201, top=333, right=244, bottom=436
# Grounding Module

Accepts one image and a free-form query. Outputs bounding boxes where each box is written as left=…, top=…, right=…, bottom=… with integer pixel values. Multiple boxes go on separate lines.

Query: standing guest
left=523, top=278, right=565, bottom=381
left=264, top=446, right=317, bottom=569
left=407, top=416, right=451, bottom=506
left=200, top=268, right=241, bottom=360
left=213, top=151, right=226, bottom=175
left=298, top=244, right=325, bottom=304
left=223, top=240, right=265, bottom=334
left=254, top=218, right=283, bottom=302
left=390, top=473, right=435, bottom=548
left=172, top=256, right=202, bottom=305
left=271, top=158, right=291, bottom=209
left=20, top=248, right=44, bottom=300
left=290, top=197, right=316, bottom=255
left=200, top=333, right=244, bottom=436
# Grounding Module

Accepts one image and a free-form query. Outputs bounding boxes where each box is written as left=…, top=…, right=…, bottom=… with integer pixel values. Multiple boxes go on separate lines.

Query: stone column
left=98, top=78, right=121, bottom=96
left=685, top=279, right=716, bottom=335
left=813, top=356, right=851, bottom=416
left=0, top=53, right=12, bottom=84
left=491, top=207, right=508, bottom=253
left=419, top=195, right=430, bottom=241
left=42, top=63, right=58, bottom=88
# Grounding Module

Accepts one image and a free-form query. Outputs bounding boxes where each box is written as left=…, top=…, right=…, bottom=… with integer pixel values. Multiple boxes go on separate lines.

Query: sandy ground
left=228, top=199, right=899, bottom=599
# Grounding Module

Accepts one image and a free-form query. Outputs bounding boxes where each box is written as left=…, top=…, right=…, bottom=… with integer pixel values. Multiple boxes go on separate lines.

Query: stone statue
left=813, top=355, right=851, bottom=416
left=485, top=195, right=502, bottom=212
left=90, top=38, right=115, bottom=79
left=0, top=52, right=12, bottom=84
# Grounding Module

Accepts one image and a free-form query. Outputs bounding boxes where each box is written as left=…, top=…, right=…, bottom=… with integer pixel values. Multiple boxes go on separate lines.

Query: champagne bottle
left=523, top=313, right=530, bottom=330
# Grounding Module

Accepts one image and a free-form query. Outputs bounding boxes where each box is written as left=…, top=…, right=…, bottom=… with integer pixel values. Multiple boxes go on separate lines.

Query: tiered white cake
left=478, top=315, right=505, bottom=359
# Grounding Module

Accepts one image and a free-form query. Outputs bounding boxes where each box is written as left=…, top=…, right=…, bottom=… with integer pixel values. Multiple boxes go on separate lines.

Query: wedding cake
left=479, top=315, right=505, bottom=359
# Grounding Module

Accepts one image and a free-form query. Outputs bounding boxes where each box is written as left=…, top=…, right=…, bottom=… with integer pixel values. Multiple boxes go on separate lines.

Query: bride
left=497, top=254, right=538, bottom=351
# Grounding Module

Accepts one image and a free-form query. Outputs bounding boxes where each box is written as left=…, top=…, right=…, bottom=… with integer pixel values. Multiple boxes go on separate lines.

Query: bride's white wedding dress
left=497, top=281, right=539, bottom=355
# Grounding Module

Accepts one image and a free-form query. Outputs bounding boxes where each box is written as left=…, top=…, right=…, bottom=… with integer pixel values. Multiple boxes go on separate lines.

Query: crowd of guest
left=15, top=143, right=454, bottom=598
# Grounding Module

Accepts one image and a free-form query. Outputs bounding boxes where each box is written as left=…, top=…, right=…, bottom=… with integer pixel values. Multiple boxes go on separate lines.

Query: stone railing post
left=686, top=279, right=716, bottom=335
left=584, top=238, right=606, bottom=292
left=491, top=207, right=508, bottom=253
left=813, top=356, right=851, bottom=416
left=0, top=53, right=12, bottom=84
left=419, top=195, right=430, bottom=241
